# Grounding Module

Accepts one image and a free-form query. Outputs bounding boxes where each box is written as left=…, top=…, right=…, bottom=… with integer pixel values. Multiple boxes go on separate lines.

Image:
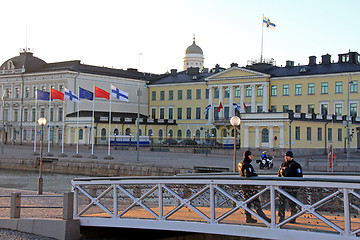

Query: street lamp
left=37, top=117, right=47, bottom=195
left=230, top=116, right=241, bottom=173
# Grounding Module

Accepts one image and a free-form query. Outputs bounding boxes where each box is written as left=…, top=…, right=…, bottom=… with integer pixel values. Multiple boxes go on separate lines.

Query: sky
left=0, top=0, right=359, bottom=74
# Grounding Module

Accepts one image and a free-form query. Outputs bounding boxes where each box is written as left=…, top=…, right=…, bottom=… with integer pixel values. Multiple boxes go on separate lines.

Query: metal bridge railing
left=72, top=176, right=360, bottom=239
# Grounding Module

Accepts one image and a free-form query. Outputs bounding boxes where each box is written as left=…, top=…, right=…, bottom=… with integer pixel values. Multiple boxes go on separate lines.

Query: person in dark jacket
left=278, top=150, right=303, bottom=223
left=238, top=150, right=271, bottom=223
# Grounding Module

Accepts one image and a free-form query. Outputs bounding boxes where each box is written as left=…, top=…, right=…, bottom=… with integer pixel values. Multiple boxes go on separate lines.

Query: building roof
left=150, top=68, right=213, bottom=85
left=0, top=51, right=46, bottom=72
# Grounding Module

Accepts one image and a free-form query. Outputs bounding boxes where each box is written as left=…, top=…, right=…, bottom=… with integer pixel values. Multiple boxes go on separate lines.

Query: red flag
left=243, top=103, right=247, bottom=112
left=216, top=102, right=223, bottom=112
left=50, top=88, right=64, bottom=101
left=94, top=86, right=110, bottom=99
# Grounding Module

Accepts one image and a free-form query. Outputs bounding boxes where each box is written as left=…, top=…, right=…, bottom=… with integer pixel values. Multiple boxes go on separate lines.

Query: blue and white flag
left=64, top=88, right=80, bottom=103
left=233, top=102, right=241, bottom=112
left=111, top=85, right=129, bottom=102
left=204, top=104, right=211, bottom=115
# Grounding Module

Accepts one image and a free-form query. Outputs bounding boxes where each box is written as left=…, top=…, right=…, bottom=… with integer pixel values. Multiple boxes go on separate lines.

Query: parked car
left=180, top=139, right=198, bottom=146
left=162, top=138, right=178, bottom=146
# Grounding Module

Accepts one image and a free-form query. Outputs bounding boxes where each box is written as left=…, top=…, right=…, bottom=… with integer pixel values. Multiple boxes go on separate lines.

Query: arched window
left=222, top=129, right=227, bottom=137
left=177, top=129, right=182, bottom=140
left=138, top=129, right=142, bottom=136
left=158, top=129, right=163, bottom=140
left=125, top=128, right=130, bottom=135
left=195, top=129, right=201, bottom=140
left=114, top=128, right=119, bottom=135
left=186, top=129, right=191, bottom=138
left=101, top=128, right=106, bottom=140
left=262, top=128, right=269, bottom=143
left=148, top=129, right=153, bottom=136
left=212, top=129, right=217, bottom=138
left=169, top=129, right=173, bottom=138
left=79, top=129, right=84, bottom=140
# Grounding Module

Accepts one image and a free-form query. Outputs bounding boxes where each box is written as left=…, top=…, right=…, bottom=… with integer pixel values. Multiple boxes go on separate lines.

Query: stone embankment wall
left=0, top=156, right=192, bottom=177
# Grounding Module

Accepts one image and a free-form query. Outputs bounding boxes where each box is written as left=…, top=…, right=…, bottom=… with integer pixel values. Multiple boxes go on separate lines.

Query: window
left=257, top=86, right=263, bottom=97
left=169, top=90, right=173, bottom=100
left=25, top=87, right=30, bottom=98
left=321, top=104, right=328, bottom=115
left=125, top=128, right=130, bottom=135
left=283, top=105, right=289, bottom=113
left=15, top=88, right=19, bottom=98
left=59, top=84, right=64, bottom=92
left=295, top=84, right=302, bottom=95
left=196, top=89, right=201, bottom=99
left=101, top=128, right=106, bottom=140
left=308, top=104, right=314, bottom=114
left=308, top=83, right=315, bottom=95
left=270, top=105, right=277, bottom=112
left=195, top=130, right=200, bottom=140
left=338, top=128, right=342, bottom=141
left=5, top=89, right=10, bottom=98
left=50, top=108, right=54, bottom=121
left=321, top=82, right=328, bottom=94
left=213, top=107, right=219, bottom=119
left=271, top=85, right=277, bottom=96
left=317, top=128, right=322, bottom=141
left=114, top=128, right=119, bottom=135
left=245, top=105, right=251, bottom=113
left=177, top=129, right=182, bottom=140
left=58, top=107, right=63, bottom=121
left=186, top=108, right=191, bottom=119
left=196, top=107, right=201, bottom=119
left=350, top=103, right=357, bottom=117
left=177, top=108, right=182, bottom=119
left=261, top=129, right=269, bottom=143
left=41, top=86, right=46, bottom=91
left=79, top=129, right=84, bottom=140
left=168, top=108, right=173, bottom=120
left=328, top=128, right=332, bottom=141
left=168, top=129, right=173, bottom=138
left=224, top=87, right=229, bottom=98
left=14, top=109, right=18, bottom=122
left=283, top=85, right=289, bottom=96
left=23, top=109, right=28, bottom=122
left=151, top=108, right=156, bottom=119
left=160, top=91, right=165, bottom=100
left=178, top=90, right=183, bottom=100
left=187, top=89, right=192, bottom=100
left=148, top=129, right=153, bottom=137
left=32, top=108, right=36, bottom=122
left=214, top=88, right=219, bottom=98
left=295, top=126, right=300, bottom=140
left=235, top=87, right=240, bottom=98
left=33, top=87, right=36, bottom=97
left=151, top=91, right=156, bottom=101
left=186, top=129, right=191, bottom=138
left=158, top=129, right=163, bottom=140
left=335, top=82, right=342, bottom=93
left=307, top=127, right=311, bottom=141
left=246, top=86, right=252, bottom=97
left=159, top=108, right=165, bottom=119
left=295, top=105, right=301, bottom=113
left=31, top=130, right=35, bottom=141
left=23, top=130, right=27, bottom=141
left=350, top=80, right=358, bottom=93
left=257, top=105, right=263, bottom=113
left=224, top=107, right=229, bottom=118
left=335, top=103, right=342, bottom=115
left=205, top=89, right=209, bottom=99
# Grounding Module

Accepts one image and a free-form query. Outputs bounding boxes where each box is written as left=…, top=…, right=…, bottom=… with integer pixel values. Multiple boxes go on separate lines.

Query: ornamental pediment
left=205, top=67, right=270, bottom=82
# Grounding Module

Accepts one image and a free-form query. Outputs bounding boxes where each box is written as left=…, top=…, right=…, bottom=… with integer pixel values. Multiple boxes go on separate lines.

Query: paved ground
left=1, top=144, right=360, bottom=173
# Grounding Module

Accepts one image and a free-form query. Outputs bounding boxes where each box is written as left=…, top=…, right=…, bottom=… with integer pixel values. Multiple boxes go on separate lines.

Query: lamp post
left=37, top=117, right=47, bottom=195
left=230, top=116, right=241, bottom=173
left=1, top=90, right=5, bottom=154
left=347, top=77, right=354, bottom=163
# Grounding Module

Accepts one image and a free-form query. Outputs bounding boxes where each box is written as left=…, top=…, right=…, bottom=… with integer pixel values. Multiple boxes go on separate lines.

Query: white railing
left=72, top=176, right=360, bottom=240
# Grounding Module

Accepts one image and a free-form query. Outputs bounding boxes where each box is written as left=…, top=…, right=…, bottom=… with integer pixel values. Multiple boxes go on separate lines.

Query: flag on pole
left=111, top=85, right=129, bottom=102
left=64, top=88, right=80, bottom=102
left=50, top=88, right=64, bottom=101
left=94, top=86, right=110, bottom=99
left=79, top=87, right=94, bottom=100
left=263, top=16, right=276, bottom=29
left=243, top=103, right=247, bottom=112
left=204, top=104, right=211, bottom=115
left=233, top=102, right=241, bottom=112
left=216, top=102, right=223, bottom=112
left=36, top=89, right=50, bottom=101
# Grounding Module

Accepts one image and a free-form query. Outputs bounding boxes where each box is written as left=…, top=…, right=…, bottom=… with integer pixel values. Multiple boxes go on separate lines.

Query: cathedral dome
left=185, top=38, right=203, bottom=55
left=0, top=49, right=46, bottom=72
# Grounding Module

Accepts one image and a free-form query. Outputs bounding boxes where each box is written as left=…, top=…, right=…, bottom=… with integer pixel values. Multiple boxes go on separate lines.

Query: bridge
left=72, top=175, right=360, bottom=240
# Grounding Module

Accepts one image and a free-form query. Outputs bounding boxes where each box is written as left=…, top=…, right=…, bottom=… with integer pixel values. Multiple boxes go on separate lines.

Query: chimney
left=285, top=60, right=294, bottom=67
left=170, top=69, right=177, bottom=75
left=186, top=67, right=199, bottom=75
left=321, top=54, right=331, bottom=64
left=309, top=56, right=317, bottom=65
left=230, top=63, right=238, bottom=67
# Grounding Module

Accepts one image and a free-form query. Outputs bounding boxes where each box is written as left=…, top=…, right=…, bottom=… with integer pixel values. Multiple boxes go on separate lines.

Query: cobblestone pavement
left=0, top=229, right=55, bottom=240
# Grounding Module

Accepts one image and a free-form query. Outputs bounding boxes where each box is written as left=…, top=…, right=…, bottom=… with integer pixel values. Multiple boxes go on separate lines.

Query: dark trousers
left=242, top=188, right=265, bottom=218
left=278, top=189, right=298, bottom=218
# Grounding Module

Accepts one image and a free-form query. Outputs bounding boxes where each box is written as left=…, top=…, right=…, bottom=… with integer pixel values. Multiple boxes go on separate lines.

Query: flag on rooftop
left=36, top=89, right=50, bottom=101
left=111, top=85, right=129, bottom=102
left=263, top=16, right=276, bottom=29
left=64, top=88, right=80, bottom=102
left=79, top=87, right=93, bottom=100
left=50, top=88, right=64, bottom=101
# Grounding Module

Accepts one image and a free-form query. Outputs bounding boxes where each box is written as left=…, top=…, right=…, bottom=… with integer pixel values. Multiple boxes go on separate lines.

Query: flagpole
left=47, top=91, right=51, bottom=153
left=108, top=85, right=112, bottom=156
left=91, top=85, right=95, bottom=155
left=34, top=89, right=37, bottom=153
left=261, top=14, right=264, bottom=63
left=62, top=100, right=65, bottom=154
left=76, top=97, right=79, bottom=155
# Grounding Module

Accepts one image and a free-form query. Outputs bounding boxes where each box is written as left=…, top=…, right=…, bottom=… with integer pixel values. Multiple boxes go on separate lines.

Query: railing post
left=63, top=192, right=74, bottom=220
left=270, top=186, right=276, bottom=229
left=210, top=184, right=215, bottom=224
left=158, top=183, right=163, bottom=221
left=113, top=184, right=118, bottom=218
left=10, top=192, right=21, bottom=219
left=73, top=188, right=78, bottom=219
left=343, top=188, right=351, bottom=236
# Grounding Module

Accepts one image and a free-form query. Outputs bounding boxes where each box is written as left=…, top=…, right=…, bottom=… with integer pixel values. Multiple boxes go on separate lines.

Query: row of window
left=271, top=81, right=358, bottom=96
left=3, top=107, right=63, bottom=122
left=3, top=84, right=64, bottom=99
left=295, top=126, right=347, bottom=142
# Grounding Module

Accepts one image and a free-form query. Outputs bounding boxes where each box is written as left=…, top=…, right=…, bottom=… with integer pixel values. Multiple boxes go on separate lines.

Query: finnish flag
left=111, top=85, right=129, bottom=102
left=64, top=88, right=80, bottom=103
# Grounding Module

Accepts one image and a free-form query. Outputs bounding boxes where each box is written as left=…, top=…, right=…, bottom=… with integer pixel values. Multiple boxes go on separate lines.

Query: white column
left=269, top=126, right=274, bottom=149
left=208, top=87, right=213, bottom=124
left=279, top=126, right=284, bottom=149
left=244, top=125, right=249, bottom=148
left=218, top=86, right=223, bottom=118
left=229, top=86, right=234, bottom=117
left=251, top=84, right=256, bottom=113
left=240, top=85, right=245, bottom=113
left=255, top=126, right=260, bottom=148
left=263, top=83, right=268, bottom=112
